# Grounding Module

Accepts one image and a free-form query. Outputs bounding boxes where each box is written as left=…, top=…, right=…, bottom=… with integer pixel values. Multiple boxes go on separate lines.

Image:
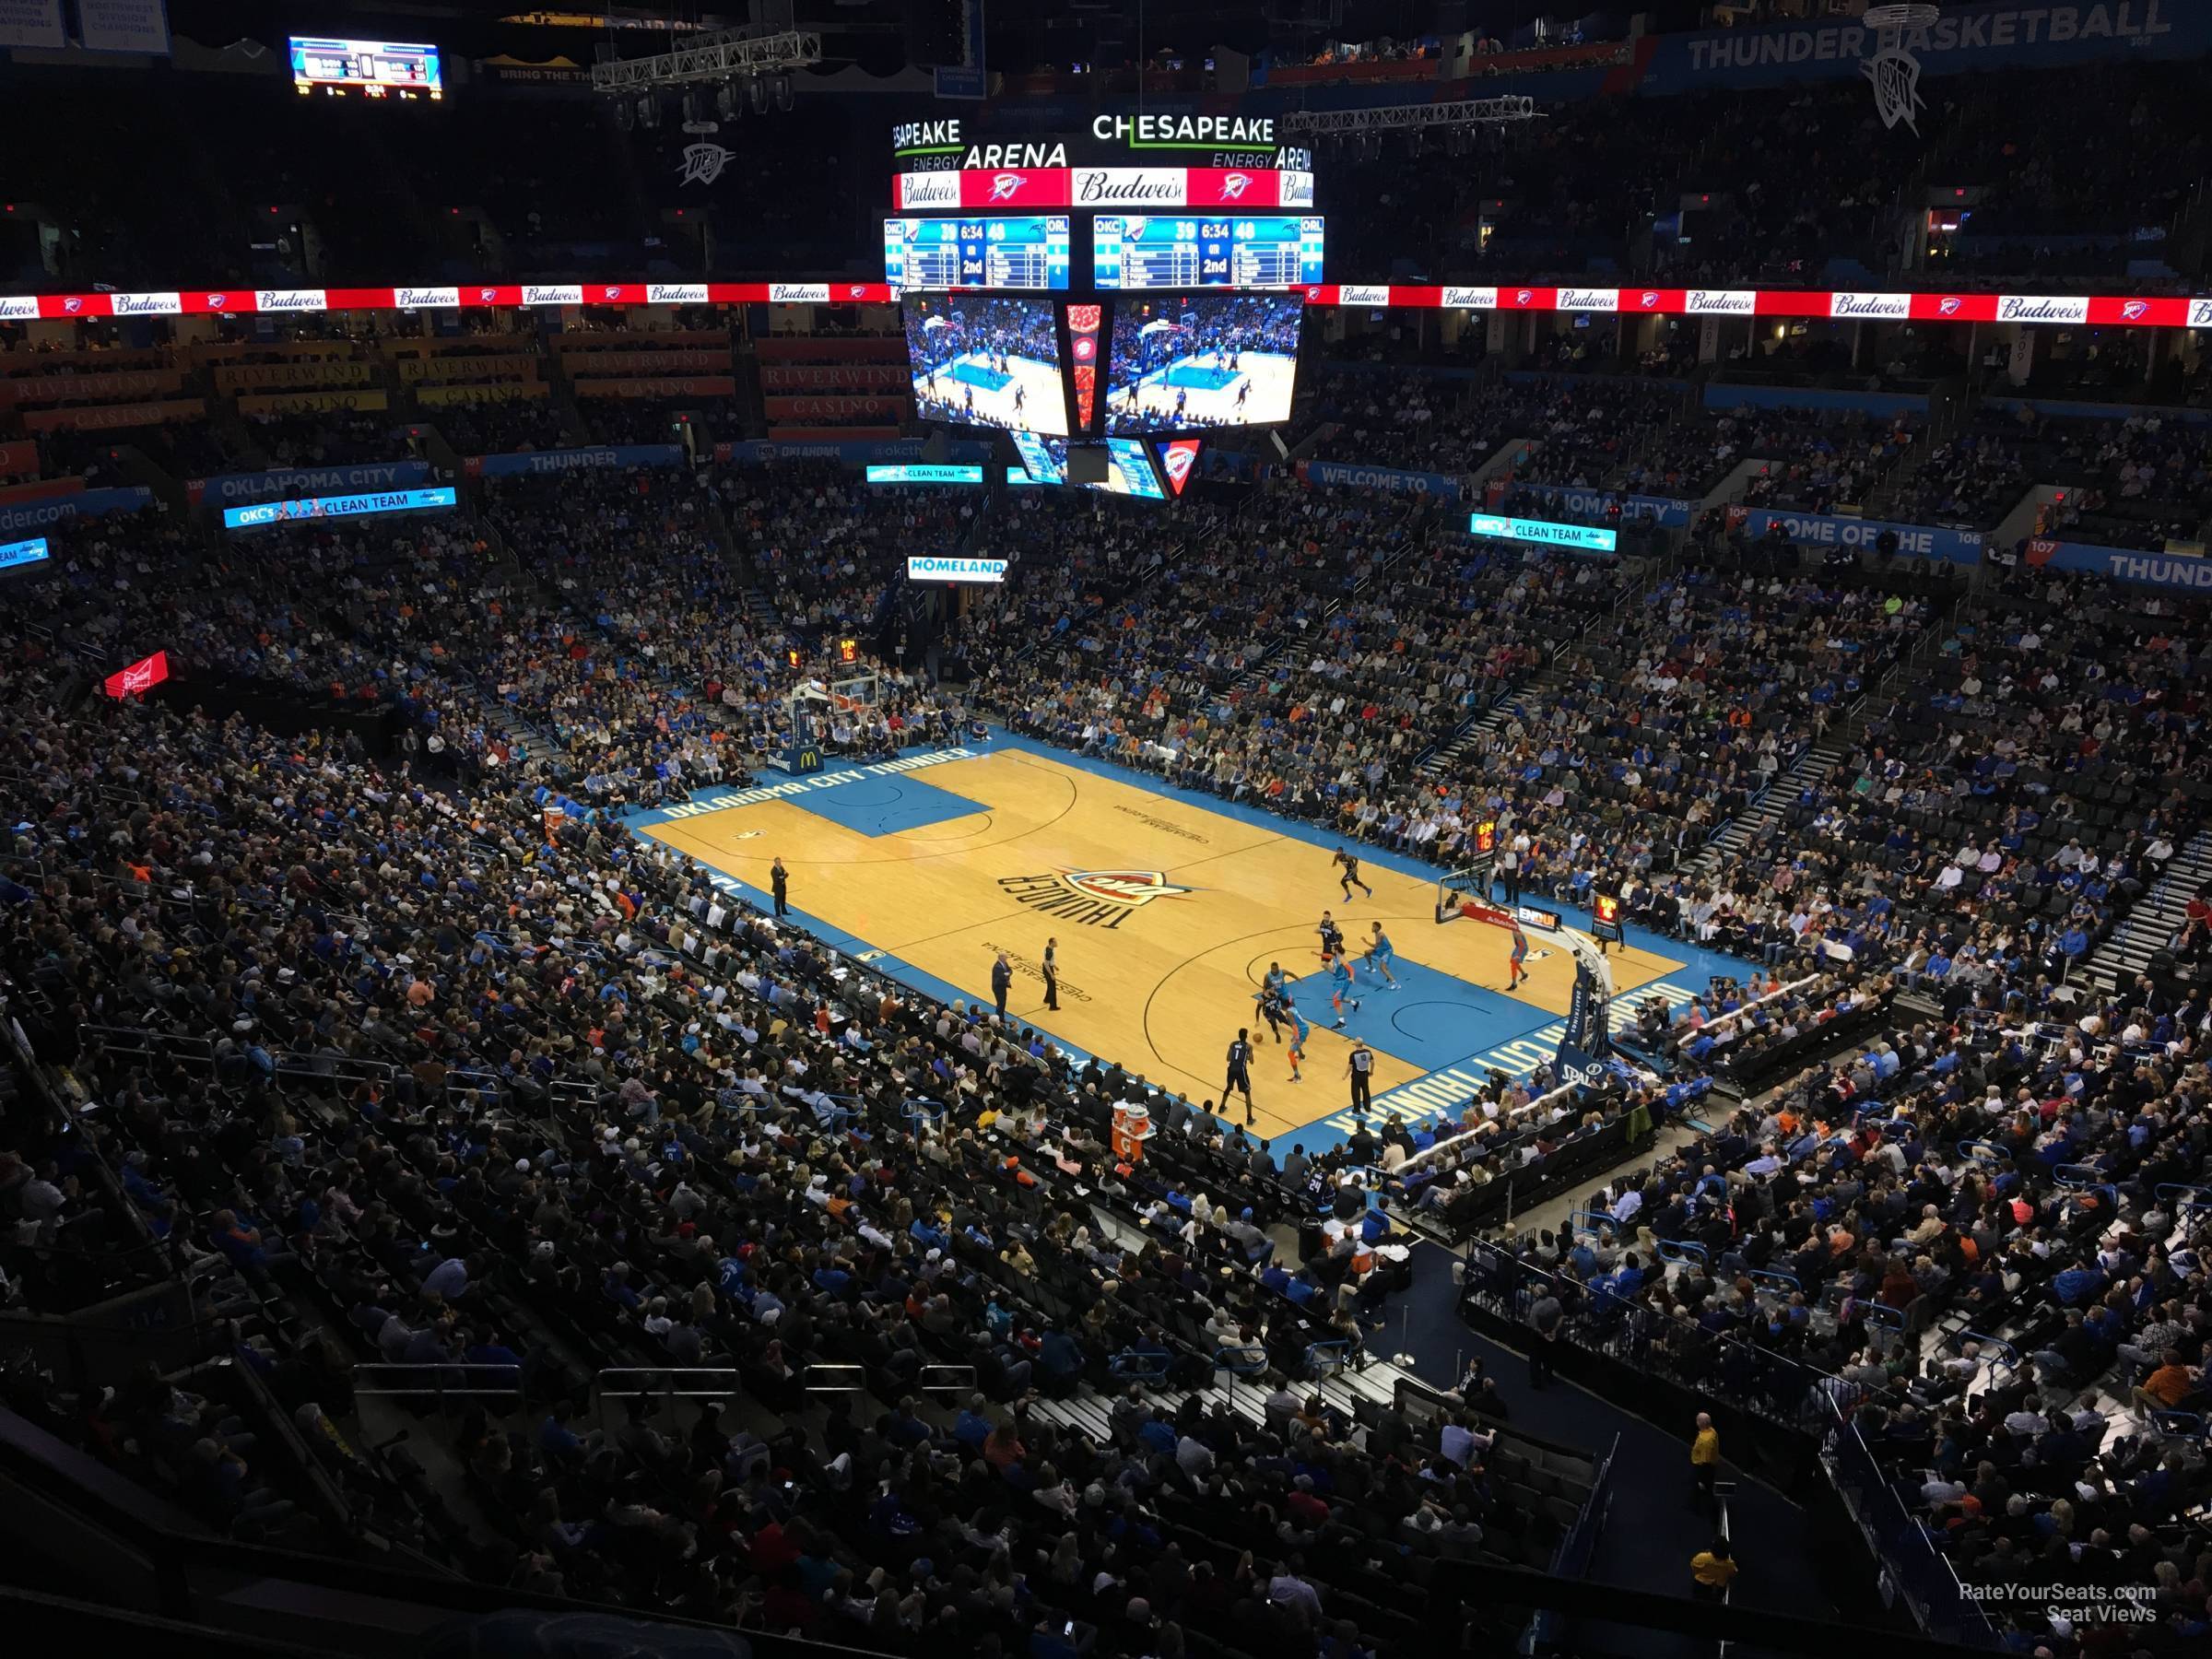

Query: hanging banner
left=187, top=460, right=431, bottom=506
left=0, top=485, right=152, bottom=532
left=235, top=390, right=390, bottom=415
left=467, top=443, right=686, bottom=478
left=415, top=382, right=550, bottom=406
left=20, top=397, right=204, bottom=432
left=0, top=0, right=64, bottom=49
left=0, top=369, right=185, bottom=407
left=2025, top=538, right=2212, bottom=593
left=571, top=375, right=735, bottom=399
left=214, top=360, right=378, bottom=393
left=76, top=0, right=171, bottom=53
left=1742, top=508, right=1983, bottom=564
left=396, top=354, right=539, bottom=384
left=1296, top=459, right=1463, bottom=500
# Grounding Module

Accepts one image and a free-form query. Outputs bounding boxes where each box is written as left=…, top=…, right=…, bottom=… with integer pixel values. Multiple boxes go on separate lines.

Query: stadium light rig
left=589, top=26, right=822, bottom=94
left=1281, top=96, right=1542, bottom=137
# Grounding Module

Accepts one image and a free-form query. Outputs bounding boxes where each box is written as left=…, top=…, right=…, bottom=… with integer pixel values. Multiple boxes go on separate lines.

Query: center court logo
left=997, top=869, right=1194, bottom=929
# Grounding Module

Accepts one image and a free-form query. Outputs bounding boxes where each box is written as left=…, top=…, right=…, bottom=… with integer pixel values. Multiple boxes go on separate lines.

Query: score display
left=290, top=37, right=443, bottom=100
left=1093, top=216, right=1324, bottom=289
left=884, top=218, right=1072, bottom=291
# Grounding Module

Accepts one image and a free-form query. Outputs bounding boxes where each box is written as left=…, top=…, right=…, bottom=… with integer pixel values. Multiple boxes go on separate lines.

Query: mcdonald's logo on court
left=998, top=868, right=1193, bottom=929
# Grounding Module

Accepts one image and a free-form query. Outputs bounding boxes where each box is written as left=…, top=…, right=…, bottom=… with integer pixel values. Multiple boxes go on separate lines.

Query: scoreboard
left=1093, top=216, right=1324, bottom=290
left=883, top=217, right=1072, bottom=291
left=290, top=37, right=443, bottom=100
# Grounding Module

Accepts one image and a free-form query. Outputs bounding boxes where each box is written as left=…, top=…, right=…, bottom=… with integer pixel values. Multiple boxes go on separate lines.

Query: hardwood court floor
left=630, top=739, right=1700, bottom=1146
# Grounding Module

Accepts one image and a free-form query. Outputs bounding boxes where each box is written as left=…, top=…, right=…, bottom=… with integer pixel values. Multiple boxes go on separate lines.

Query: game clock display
left=1093, top=217, right=1324, bottom=289
left=884, top=218, right=1072, bottom=291
left=290, top=37, right=443, bottom=100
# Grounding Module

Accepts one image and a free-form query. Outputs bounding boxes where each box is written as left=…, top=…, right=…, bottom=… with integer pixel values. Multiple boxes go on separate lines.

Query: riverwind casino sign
left=890, top=114, right=1314, bottom=212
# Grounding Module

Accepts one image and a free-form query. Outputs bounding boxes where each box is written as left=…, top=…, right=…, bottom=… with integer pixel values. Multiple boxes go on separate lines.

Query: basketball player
left=1041, top=936, right=1059, bottom=1011
left=1332, top=845, right=1374, bottom=900
left=1364, top=921, right=1400, bottom=989
left=1255, top=982, right=1288, bottom=1044
left=1264, top=961, right=1288, bottom=1001
left=1286, top=1000, right=1311, bottom=1084
left=1508, top=924, right=1531, bottom=991
left=1329, top=953, right=1361, bottom=1029
left=1225, top=1028, right=1255, bottom=1124
left=1317, top=912, right=1345, bottom=962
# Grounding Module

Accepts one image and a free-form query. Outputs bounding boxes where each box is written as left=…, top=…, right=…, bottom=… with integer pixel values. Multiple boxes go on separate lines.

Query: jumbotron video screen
left=1104, top=292, right=1304, bottom=434
left=902, top=293, right=1068, bottom=436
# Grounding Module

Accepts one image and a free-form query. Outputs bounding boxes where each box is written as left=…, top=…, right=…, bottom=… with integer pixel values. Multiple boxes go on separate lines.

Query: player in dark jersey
left=1317, top=912, right=1345, bottom=962
left=1333, top=846, right=1374, bottom=900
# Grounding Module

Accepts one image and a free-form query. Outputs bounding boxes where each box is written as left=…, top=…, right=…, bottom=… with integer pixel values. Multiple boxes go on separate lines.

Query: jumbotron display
left=882, top=217, right=1072, bottom=290
left=1104, top=293, right=1303, bottom=433
left=1093, top=216, right=1325, bottom=289
left=902, top=295, right=1068, bottom=435
left=289, top=37, right=443, bottom=100
left=1007, top=433, right=1166, bottom=500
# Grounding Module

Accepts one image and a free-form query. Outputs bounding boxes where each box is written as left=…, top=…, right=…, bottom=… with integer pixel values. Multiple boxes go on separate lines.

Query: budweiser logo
left=2188, top=299, right=2212, bottom=329
left=1557, top=288, right=1616, bottom=311
left=1336, top=286, right=1390, bottom=306
left=770, top=284, right=829, bottom=302
left=1996, top=295, right=2088, bottom=324
left=522, top=286, right=582, bottom=306
left=647, top=285, right=708, bottom=304
left=395, top=288, right=458, bottom=308
left=1687, top=290, right=1756, bottom=314
left=111, top=292, right=179, bottom=316
left=1441, top=287, right=1496, bottom=309
left=1829, top=292, right=1911, bottom=319
left=1278, top=171, right=1314, bottom=207
left=1072, top=168, right=1185, bottom=206
left=255, top=289, right=326, bottom=312
left=900, top=172, right=960, bottom=208
left=0, top=297, right=40, bottom=320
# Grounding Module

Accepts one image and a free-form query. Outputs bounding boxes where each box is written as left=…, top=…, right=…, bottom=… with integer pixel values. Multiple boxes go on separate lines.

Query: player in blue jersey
left=1365, top=921, right=1401, bottom=989
left=1286, top=1001, right=1311, bottom=1083
left=1329, top=952, right=1361, bottom=1028
left=1508, top=924, right=1530, bottom=991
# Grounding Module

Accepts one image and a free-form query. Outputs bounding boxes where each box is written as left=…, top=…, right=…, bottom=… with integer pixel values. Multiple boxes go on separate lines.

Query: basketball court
left=916, top=352, right=1067, bottom=433
left=1112, top=350, right=1299, bottom=429
left=625, top=733, right=1751, bottom=1154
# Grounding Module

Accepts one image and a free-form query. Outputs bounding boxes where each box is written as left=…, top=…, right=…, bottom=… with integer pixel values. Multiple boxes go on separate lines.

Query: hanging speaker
left=747, top=76, right=769, bottom=115
left=771, top=74, right=793, bottom=113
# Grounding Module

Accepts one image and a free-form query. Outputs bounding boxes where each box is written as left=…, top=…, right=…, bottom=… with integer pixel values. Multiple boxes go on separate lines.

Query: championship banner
left=556, top=329, right=729, bottom=353
left=21, top=397, right=205, bottom=432
left=1741, top=508, right=1983, bottom=565
left=759, top=363, right=909, bottom=392
left=571, top=375, right=735, bottom=399
left=396, top=354, right=539, bottom=384
left=467, top=443, right=686, bottom=478
left=0, top=484, right=152, bottom=533
left=0, top=439, right=40, bottom=478
left=554, top=347, right=730, bottom=376
left=236, top=390, right=390, bottom=415
left=2024, top=538, right=2212, bottom=594
left=415, top=382, right=549, bottom=406
left=1296, top=459, right=1462, bottom=500
left=763, top=394, right=902, bottom=422
left=0, top=369, right=184, bottom=406
left=214, top=360, right=378, bottom=393
left=187, top=460, right=431, bottom=506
